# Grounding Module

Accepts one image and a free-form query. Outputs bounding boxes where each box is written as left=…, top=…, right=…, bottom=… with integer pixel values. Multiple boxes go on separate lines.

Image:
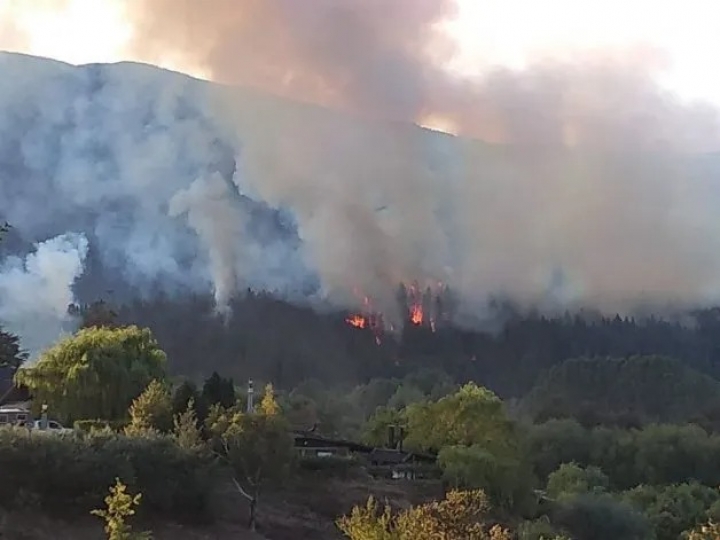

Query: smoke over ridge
left=3, top=1, right=720, bottom=352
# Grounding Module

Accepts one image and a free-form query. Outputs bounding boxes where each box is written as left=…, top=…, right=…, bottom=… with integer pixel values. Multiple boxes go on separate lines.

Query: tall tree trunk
left=248, top=495, right=257, bottom=531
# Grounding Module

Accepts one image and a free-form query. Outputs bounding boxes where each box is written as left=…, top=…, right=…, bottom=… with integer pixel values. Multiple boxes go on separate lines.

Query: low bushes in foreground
left=0, top=428, right=215, bottom=523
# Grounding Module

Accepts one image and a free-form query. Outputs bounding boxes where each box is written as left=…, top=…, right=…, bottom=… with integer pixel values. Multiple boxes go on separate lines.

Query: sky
left=1, top=0, right=718, bottom=110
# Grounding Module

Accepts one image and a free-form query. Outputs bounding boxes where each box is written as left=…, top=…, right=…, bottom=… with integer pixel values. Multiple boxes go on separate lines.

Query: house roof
left=369, top=448, right=412, bottom=465
left=0, top=366, right=30, bottom=406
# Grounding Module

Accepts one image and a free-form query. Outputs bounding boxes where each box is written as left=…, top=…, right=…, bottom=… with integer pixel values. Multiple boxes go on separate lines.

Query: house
left=291, top=429, right=438, bottom=480
left=292, top=430, right=373, bottom=458
left=368, top=447, right=438, bottom=480
left=0, top=366, right=32, bottom=415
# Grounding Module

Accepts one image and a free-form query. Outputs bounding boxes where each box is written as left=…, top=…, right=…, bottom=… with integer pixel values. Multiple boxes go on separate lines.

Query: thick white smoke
left=3, top=49, right=720, bottom=345
left=0, top=232, right=88, bottom=358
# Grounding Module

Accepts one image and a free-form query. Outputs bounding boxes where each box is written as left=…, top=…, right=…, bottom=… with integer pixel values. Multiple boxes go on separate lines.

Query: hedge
left=0, top=427, right=216, bottom=523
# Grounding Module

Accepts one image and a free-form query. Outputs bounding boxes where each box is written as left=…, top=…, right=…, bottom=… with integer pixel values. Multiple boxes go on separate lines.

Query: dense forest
left=98, top=291, right=720, bottom=400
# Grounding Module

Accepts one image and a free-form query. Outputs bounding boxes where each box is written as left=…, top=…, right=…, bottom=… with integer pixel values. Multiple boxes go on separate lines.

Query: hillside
left=4, top=51, right=720, bottom=364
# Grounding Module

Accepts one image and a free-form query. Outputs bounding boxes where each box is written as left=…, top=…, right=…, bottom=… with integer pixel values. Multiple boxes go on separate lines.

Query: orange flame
left=346, top=314, right=367, bottom=328
left=410, top=304, right=423, bottom=325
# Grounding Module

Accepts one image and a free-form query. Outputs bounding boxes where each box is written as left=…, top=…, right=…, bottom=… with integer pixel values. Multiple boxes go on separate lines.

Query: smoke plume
left=126, top=0, right=720, bottom=150
left=3, top=0, right=720, bottom=350
left=0, top=233, right=88, bottom=358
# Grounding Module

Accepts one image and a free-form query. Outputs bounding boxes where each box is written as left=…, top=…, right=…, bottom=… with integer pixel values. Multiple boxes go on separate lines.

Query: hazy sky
left=1, top=0, right=718, bottom=109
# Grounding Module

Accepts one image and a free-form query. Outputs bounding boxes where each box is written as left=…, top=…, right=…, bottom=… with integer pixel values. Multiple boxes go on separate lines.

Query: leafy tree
left=0, top=326, right=27, bottom=371
left=521, top=356, right=720, bottom=427
left=545, top=463, right=609, bottom=500
left=438, top=444, right=532, bottom=511
left=91, top=478, right=152, bottom=540
left=15, top=326, right=166, bottom=423
left=125, top=380, right=173, bottom=435
left=623, top=482, right=720, bottom=540
left=337, top=489, right=512, bottom=540
left=404, top=383, right=518, bottom=454
left=684, top=520, right=720, bottom=539
left=517, top=518, right=569, bottom=540
left=361, top=406, right=405, bottom=447
left=282, top=392, right=320, bottom=430
left=552, top=493, right=651, bottom=540
left=259, top=383, right=280, bottom=416
left=173, top=398, right=204, bottom=450
left=171, top=380, right=207, bottom=422
left=526, top=419, right=593, bottom=481
left=403, top=383, right=527, bottom=510
left=202, top=371, right=236, bottom=409
left=349, top=377, right=401, bottom=418
left=68, top=300, right=120, bottom=329
left=208, top=404, right=294, bottom=531
left=386, top=383, right=425, bottom=410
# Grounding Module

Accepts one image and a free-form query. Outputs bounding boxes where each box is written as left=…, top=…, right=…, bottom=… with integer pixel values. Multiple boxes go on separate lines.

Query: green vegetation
left=14, top=325, right=167, bottom=424
left=7, top=281, right=720, bottom=537
left=92, top=479, right=152, bottom=540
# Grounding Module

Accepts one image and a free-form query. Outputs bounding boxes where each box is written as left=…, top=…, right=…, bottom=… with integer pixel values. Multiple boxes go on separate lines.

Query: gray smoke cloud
left=0, top=232, right=88, bottom=357
left=2, top=0, right=720, bottom=351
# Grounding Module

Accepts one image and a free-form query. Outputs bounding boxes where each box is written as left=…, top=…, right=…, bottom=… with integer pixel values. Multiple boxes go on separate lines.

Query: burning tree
left=344, top=281, right=457, bottom=338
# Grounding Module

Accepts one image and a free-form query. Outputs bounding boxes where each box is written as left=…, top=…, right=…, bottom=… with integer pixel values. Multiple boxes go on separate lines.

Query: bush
left=0, top=428, right=216, bottom=523
left=75, top=419, right=128, bottom=433
left=552, top=493, right=651, bottom=540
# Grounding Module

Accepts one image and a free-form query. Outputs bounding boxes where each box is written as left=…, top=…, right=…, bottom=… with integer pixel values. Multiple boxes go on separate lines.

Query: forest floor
left=0, top=473, right=442, bottom=540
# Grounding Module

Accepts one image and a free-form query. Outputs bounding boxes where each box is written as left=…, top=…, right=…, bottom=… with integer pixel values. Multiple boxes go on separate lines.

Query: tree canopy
left=0, top=326, right=27, bottom=372
left=15, top=325, right=166, bottom=423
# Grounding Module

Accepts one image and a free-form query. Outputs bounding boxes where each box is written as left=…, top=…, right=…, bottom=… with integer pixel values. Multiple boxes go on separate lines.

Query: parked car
left=16, top=419, right=73, bottom=434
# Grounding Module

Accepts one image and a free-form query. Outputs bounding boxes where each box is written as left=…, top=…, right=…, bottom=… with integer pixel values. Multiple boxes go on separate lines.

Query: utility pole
left=246, top=379, right=255, bottom=413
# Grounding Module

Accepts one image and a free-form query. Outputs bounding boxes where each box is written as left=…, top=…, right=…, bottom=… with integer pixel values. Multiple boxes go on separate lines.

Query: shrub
left=0, top=428, right=215, bottom=523
left=75, top=419, right=128, bottom=433
left=92, top=478, right=152, bottom=540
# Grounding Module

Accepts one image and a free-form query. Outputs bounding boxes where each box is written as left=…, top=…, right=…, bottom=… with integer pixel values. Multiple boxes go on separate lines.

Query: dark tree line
left=68, top=291, right=720, bottom=400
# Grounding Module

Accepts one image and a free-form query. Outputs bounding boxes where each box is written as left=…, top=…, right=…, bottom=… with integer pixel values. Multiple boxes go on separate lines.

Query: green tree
left=125, top=380, right=173, bottom=435
left=404, top=383, right=518, bottom=454
left=553, top=494, right=651, bottom=540
left=386, top=383, right=425, bottom=410
left=361, top=406, right=405, bottom=447
left=209, top=405, right=294, bottom=531
left=202, top=371, right=235, bottom=409
left=173, top=398, right=204, bottom=450
left=282, top=392, right=320, bottom=430
left=623, top=483, right=720, bottom=540
left=438, top=444, right=532, bottom=511
left=403, top=383, right=526, bottom=510
left=91, top=478, right=152, bottom=540
left=546, top=463, right=609, bottom=500
left=15, top=326, right=166, bottom=423
left=0, top=326, right=27, bottom=371
left=68, top=299, right=119, bottom=329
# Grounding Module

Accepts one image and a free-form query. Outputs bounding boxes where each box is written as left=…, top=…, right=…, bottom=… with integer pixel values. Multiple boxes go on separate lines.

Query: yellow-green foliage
left=337, top=489, right=512, bottom=540
left=125, top=380, right=173, bottom=436
left=15, top=325, right=166, bottom=423
left=684, top=520, right=720, bottom=539
left=91, top=478, right=152, bottom=540
left=173, top=398, right=204, bottom=450
left=259, top=383, right=281, bottom=416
